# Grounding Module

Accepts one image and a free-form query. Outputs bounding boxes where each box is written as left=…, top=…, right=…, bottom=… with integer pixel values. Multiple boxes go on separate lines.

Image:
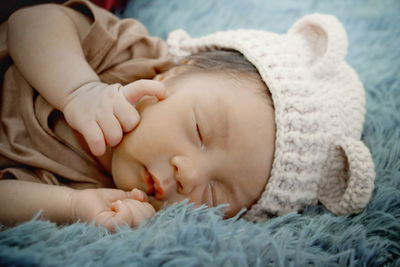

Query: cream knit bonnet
left=167, top=14, right=375, bottom=221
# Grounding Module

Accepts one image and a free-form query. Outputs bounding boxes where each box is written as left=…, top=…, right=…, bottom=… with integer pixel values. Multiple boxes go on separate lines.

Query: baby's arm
left=0, top=180, right=73, bottom=225
left=7, top=4, right=97, bottom=109
left=0, top=180, right=155, bottom=230
left=3, top=5, right=158, bottom=228
left=7, top=4, right=166, bottom=156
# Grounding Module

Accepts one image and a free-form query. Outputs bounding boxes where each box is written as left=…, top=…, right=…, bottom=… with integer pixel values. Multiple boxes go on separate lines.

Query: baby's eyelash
left=208, top=183, right=215, bottom=207
left=196, top=122, right=203, bottom=143
left=193, top=108, right=205, bottom=149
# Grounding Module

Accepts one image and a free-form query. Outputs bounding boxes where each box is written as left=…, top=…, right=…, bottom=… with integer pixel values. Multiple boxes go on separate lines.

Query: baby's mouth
left=144, top=170, right=155, bottom=196
left=143, top=167, right=164, bottom=199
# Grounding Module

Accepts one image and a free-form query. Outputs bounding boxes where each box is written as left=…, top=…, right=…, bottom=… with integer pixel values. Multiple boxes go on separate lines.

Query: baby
left=0, top=1, right=375, bottom=230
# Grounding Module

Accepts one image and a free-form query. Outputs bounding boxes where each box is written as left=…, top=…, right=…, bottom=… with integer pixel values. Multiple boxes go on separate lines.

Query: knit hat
left=167, top=14, right=375, bottom=221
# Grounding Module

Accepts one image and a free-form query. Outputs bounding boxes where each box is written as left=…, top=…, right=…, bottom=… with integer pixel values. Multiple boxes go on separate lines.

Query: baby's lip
left=143, top=167, right=164, bottom=199
left=143, top=168, right=154, bottom=196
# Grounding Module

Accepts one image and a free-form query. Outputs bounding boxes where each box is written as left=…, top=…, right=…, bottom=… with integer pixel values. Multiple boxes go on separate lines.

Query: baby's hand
left=62, top=80, right=166, bottom=156
left=69, top=188, right=156, bottom=231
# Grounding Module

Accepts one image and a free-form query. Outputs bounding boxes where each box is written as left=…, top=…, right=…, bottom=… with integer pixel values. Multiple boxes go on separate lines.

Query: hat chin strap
left=318, top=136, right=375, bottom=215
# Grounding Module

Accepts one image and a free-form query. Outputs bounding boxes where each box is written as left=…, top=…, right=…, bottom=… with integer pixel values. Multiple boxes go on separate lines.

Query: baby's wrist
left=60, top=80, right=104, bottom=111
left=65, top=189, right=77, bottom=223
left=36, top=184, right=76, bottom=225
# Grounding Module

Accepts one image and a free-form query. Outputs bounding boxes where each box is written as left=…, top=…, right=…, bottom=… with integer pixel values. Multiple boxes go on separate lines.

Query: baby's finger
left=112, top=199, right=155, bottom=228
left=132, top=201, right=156, bottom=222
left=97, top=114, right=123, bottom=147
left=99, top=188, right=131, bottom=203
left=80, top=122, right=106, bottom=156
left=114, top=95, right=140, bottom=132
left=110, top=199, right=136, bottom=227
left=95, top=211, right=118, bottom=231
left=129, top=188, right=149, bottom=202
left=121, top=80, right=166, bottom=105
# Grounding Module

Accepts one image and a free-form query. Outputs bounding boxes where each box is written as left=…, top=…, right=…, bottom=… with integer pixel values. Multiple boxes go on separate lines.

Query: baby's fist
left=109, top=198, right=156, bottom=229
left=69, top=188, right=156, bottom=231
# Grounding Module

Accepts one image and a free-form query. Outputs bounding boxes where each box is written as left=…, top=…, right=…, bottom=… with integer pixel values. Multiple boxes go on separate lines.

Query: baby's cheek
left=135, top=96, right=159, bottom=115
left=111, top=157, right=139, bottom=191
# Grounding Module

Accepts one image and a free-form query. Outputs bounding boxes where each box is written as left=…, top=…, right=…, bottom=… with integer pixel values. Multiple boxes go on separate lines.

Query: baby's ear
left=288, top=14, right=348, bottom=75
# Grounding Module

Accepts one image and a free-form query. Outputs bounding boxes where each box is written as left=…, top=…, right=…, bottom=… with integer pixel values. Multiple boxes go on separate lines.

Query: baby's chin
left=148, top=197, right=165, bottom=211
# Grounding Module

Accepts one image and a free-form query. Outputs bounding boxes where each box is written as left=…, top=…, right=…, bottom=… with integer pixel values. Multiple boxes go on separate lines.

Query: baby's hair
left=182, top=50, right=258, bottom=74
left=178, top=50, right=272, bottom=102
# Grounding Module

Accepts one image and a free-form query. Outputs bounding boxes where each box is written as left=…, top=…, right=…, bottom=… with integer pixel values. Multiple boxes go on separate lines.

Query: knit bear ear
left=288, top=13, right=348, bottom=74
left=318, top=136, right=375, bottom=215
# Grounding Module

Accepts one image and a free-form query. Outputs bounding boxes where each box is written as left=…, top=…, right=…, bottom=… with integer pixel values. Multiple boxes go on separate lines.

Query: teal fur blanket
left=1, top=0, right=399, bottom=265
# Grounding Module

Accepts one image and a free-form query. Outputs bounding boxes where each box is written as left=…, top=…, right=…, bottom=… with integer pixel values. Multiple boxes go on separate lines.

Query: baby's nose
left=170, top=155, right=210, bottom=195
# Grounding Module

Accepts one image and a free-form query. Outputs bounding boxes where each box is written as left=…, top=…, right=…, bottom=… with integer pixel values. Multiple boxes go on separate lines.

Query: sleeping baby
left=0, top=0, right=375, bottom=230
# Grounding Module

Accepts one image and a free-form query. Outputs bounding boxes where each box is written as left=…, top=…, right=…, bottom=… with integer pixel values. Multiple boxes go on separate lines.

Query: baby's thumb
left=130, top=188, right=149, bottom=202
left=121, top=79, right=166, bottom=105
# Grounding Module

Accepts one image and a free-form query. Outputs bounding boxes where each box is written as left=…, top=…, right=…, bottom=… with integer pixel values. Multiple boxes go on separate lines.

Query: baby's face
left=112, top=71, right=275, bottom=217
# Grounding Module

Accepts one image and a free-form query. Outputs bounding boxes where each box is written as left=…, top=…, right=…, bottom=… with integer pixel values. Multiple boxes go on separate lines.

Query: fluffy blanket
left=1, top=0, right=399, bottom=265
